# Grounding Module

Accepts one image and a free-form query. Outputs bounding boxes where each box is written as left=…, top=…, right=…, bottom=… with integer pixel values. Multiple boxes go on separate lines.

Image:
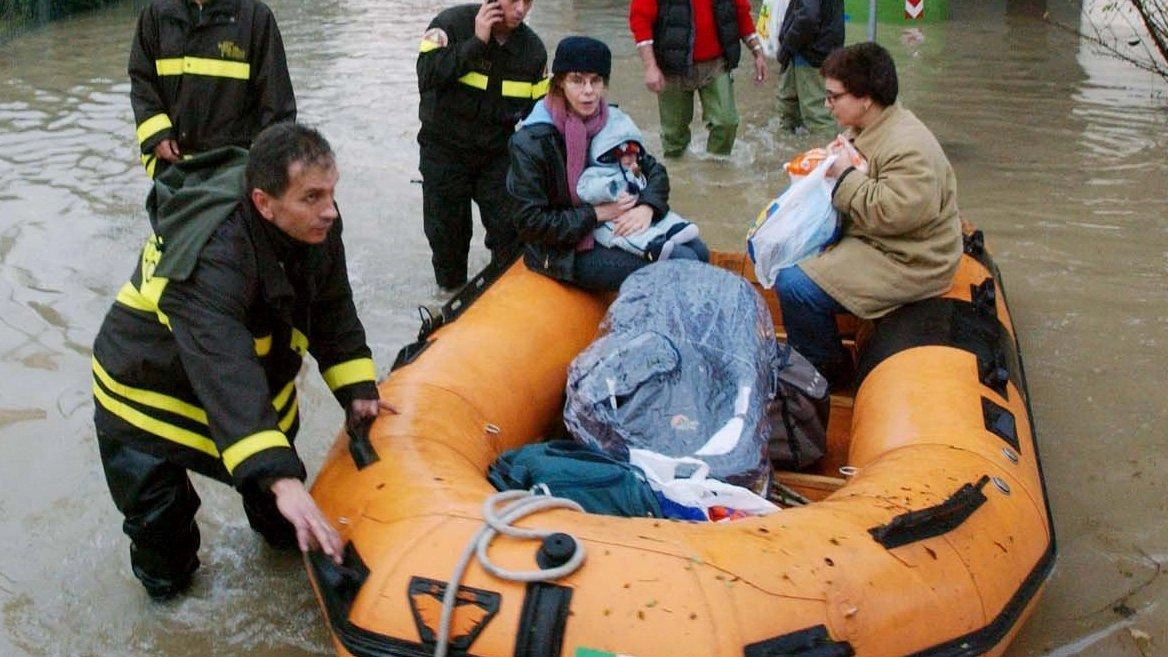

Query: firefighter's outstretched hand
left=270, top=478, right=343, bottom=564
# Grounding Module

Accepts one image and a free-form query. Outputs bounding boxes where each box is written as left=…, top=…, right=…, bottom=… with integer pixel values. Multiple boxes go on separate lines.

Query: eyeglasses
left=824, top=89, right=850, bottom=104
left=564, top=74, right=605, bottom=90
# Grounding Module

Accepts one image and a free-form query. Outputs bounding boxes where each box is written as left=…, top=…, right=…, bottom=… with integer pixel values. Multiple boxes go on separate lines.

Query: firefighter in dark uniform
left=129, top=0, right=296, bottom=178
left=92, top=124, right=393, bottom=601
left=417, top=0, right=547, bottom=294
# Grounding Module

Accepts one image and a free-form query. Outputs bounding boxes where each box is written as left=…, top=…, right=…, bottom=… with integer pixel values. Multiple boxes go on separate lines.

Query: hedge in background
left=2, top=0, right=125, bottom=39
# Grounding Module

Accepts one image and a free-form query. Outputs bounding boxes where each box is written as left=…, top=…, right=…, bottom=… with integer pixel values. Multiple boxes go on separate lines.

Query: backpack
left=487, top=441, right=662, bottom=518
left=767, top=342, right=830, bottom=470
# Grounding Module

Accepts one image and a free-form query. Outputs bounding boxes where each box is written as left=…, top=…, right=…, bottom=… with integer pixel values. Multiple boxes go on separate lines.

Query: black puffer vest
left=652, top=0, right=742, bottom=76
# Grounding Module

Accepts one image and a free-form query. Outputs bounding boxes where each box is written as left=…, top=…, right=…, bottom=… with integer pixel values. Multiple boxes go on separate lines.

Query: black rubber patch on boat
left=514, top=582, right=573, bottom=657
left=744, top=624, right=855, bottom=656
left=981, top=397, right=1020, bottom=451
left=855, top=296, right=1021, bottom=401
left=868, top=476, right=990, bottom=549
left=311, top=542, right=370, bottom=620
left=407, top=576, right=500, bottom=653
left=308, top=545, right=446, bottom=657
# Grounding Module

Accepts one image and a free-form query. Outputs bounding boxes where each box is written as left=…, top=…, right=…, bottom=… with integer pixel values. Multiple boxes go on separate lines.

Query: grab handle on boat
left=963, top=229, right=985, bottom=256
left=971, top=277, right=997, bottom=317
left=347, top=423, right=380, bottom=470
left=868, top=476, right=990, bottom=549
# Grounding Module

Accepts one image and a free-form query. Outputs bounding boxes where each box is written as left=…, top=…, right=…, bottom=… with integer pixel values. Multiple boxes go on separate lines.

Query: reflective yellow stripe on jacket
left=458, top=71, right=489, bottom=90
left=290, top=328, right=308, bottom=356
left=93, top=357, right=218, bottom=457
left=94, top=382, right=220, bottom=457
left=155, top=57, right=251, bottom=80
left=501, top=77, right=549, bottom=99
left=136, top=112, right=173, bottom=147
left=115, top=234, right=171, bottom=326
left=94, top=357, right=209, bottom=424
left=140, top=153, right=158, bottom=178
left=94, top=356, right=301, bottom=468
left=459, top=72, right=549, bottom=99
left=272, top=379, right=298, bottom=433
left=322, top=357, right=376, bottom=391
left=221, top=430, right=290, bottom=474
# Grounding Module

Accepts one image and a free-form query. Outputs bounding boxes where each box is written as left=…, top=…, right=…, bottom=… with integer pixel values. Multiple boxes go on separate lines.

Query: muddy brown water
left=1, top=0, right=1165, bottom=655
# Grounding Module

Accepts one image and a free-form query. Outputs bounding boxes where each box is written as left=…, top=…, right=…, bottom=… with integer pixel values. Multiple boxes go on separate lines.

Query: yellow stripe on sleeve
left=322, top=357, right=376, bottom=391
left=136, top=113, right=173, bottom=146
left=221, top=430, right=290, bottom=474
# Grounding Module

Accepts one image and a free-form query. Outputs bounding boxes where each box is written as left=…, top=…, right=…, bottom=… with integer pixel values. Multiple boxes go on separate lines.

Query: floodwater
left=0, top=0, right=1164, bottom=655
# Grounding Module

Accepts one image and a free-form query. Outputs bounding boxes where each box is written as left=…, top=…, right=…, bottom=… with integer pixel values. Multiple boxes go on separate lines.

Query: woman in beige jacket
left=775, top=41, right=962, bottom=389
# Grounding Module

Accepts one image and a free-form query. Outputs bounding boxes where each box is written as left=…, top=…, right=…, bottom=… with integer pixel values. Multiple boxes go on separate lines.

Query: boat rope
left=434, top=488, right=587, bottom=657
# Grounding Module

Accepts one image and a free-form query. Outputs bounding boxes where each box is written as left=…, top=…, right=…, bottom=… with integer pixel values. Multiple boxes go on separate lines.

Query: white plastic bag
left=747, top=154, right=840, bottom=288
left=629, top=449, right=779, bottom=519
left=755, top=0, right=788, bottom=59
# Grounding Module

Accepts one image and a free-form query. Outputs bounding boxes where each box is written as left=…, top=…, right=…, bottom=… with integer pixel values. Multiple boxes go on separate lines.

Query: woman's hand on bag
left=826, top=156, right=852, bottom=179
left=826, top=135, right=868, bottom=177
left=611, top=204, right=653, bottom=237
left=594, top=192, right=638, bottom=222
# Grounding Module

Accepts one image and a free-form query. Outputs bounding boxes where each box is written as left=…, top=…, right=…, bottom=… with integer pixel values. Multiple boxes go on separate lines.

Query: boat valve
left=536, top=533, right=578, bottom=570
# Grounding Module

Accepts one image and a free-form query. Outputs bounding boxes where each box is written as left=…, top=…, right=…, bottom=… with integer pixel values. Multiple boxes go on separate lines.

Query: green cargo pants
left=658, top=65, right=739, bottom=157
left=777, top=63, right=837, bottom=135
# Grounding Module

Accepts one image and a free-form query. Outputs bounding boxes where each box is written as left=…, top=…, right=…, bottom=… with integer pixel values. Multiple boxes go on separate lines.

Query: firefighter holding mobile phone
left=416, top=0, right=548, bottom=297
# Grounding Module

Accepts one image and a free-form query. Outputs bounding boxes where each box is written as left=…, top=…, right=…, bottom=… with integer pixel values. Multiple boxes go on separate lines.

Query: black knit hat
left=552, top=36, right=612, bottom=79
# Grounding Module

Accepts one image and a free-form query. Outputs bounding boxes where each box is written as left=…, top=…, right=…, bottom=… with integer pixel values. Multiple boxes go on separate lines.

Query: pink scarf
left=546, top=94, right=608, bottom=250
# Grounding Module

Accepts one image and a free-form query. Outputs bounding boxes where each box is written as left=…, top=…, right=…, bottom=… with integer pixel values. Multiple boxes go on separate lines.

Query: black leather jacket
left=506, top=114, right=670, bottom=283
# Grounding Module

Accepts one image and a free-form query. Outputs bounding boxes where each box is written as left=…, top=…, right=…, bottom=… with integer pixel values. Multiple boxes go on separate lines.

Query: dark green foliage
left=2, top=0, right=126, bottom=41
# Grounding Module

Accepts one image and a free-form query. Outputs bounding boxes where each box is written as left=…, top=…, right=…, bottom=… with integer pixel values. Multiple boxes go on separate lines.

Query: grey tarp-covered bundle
left=564, top=260, right=776, bottom=493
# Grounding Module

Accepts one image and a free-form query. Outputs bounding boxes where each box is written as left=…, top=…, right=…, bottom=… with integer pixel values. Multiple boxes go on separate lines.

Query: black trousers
left=419, top=144, right=518, bottom=289
left=97, top=435, right=297, bottom=595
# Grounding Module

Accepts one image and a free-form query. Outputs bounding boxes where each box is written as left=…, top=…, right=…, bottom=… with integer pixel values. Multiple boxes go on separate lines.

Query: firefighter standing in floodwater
left=91, top=124, right=393, bottom=601
left=416, top=0, right=547, bottom=296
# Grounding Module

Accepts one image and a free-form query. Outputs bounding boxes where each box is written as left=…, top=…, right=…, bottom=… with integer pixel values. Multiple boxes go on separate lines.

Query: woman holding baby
left=507, top=36, right=708, bottom=292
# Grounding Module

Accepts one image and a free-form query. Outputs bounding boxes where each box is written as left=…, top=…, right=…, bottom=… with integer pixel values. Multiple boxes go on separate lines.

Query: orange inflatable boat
left=306, top=229, right=1055, bottom=657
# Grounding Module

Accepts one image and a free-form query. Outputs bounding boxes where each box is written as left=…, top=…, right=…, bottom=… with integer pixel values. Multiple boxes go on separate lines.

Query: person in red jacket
left=629, top=0, right=767, bottom=158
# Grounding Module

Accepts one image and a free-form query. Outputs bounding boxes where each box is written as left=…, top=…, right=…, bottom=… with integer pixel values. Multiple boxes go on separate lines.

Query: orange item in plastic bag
left=783, top=148, right=828, bottom=177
